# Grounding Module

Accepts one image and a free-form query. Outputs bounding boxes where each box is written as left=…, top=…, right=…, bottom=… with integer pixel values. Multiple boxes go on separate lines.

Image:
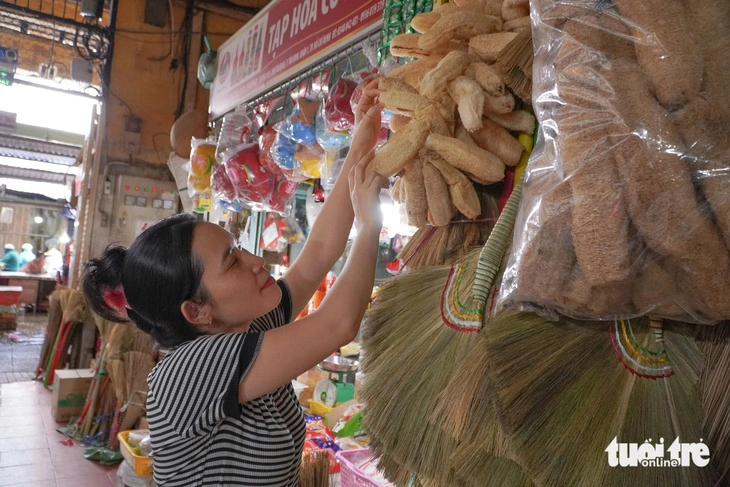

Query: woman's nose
left=246, top=252, right=266, bottom=272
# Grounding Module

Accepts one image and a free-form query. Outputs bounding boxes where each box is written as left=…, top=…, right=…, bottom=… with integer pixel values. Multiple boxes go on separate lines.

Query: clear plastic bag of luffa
left=498, top=0, right=730, bottom=323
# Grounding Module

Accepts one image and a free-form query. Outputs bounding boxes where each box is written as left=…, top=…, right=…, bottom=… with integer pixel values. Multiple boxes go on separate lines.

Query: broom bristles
left=397, top=192, right=499, bottom=270
left=699, top=323, right=730, bottom=484
left=362, top=250, right=485, bottom=486
left=484, top=314, right=714, bottom=486
left=495, top=27, right=533, bottom=102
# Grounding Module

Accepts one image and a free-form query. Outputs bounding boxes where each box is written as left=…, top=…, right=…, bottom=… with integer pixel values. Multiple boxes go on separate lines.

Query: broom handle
left=472, top=176, right=524, bottom=309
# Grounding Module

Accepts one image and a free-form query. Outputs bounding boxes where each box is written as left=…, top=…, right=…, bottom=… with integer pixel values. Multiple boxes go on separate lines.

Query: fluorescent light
left=34, top=215, right=43, bottom=223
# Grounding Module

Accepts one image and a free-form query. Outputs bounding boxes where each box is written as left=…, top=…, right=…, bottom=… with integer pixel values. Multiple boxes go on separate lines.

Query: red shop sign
left=210, top=0, right=384, bottom=119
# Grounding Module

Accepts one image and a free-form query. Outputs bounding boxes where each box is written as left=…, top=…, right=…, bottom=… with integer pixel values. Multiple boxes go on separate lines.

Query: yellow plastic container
left=118, top=430, right=153, bottom=477
left=308, top=398, right=334, bottom=416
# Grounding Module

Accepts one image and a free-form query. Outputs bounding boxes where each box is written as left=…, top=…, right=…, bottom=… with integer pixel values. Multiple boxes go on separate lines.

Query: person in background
left=1, top=244, right=21, bottom=272
left=82, top=79, right=385, bottom=486
left=19, top=243, right=36, bottom=267
left=20, top=253, right=45, bottom=275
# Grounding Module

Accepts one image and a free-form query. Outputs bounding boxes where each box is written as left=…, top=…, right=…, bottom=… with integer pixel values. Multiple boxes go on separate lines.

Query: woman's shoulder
left=149, top=333, right=251, bottom=379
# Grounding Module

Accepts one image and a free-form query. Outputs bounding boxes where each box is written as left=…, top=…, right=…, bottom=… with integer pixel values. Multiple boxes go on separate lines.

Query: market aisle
left=0, top=381, right=117, bottom=486
left=0, top=313, right=46, bottom=378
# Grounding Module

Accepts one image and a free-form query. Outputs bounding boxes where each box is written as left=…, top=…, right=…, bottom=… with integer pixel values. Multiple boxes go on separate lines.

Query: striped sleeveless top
left=147, top=279, right=305, bottom=486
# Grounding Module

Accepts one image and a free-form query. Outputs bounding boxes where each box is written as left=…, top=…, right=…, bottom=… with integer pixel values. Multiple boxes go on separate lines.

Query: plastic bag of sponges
left=498, top=0, right=730, bottom=323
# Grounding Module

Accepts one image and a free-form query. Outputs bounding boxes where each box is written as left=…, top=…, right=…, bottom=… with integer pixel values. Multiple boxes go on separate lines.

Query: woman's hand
left=349, top=151, right=386, bottom=233
left=350, top=78, right=384, bottom=158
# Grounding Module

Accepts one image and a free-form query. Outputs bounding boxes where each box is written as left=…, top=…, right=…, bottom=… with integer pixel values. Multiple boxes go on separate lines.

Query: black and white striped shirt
left=147, top=279, right=305, bottom=486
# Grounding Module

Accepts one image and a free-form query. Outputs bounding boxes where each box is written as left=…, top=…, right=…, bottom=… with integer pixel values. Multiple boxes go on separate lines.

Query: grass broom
left=76, top=319, right=119, bottom=438
left=106, top=358, right=126, bottom=449
left=361, top=254, right=481, bottom=485
left=699, top=323, right=730, bottom=484
left=361, top=177, right=527, bottom=486
left=120, top=351, right=155, bottom=430
left=132, top=328, right=156, bottom=357
left=482, top=313, right=718, bottom=486
left=36, top=289, right=64, bottom=380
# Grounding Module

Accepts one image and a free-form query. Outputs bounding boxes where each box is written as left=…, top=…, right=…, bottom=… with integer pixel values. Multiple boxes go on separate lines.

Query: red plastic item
left=324, top=78, right=358, bottom=132
left=268, top=176, right=299, bottom=214
left=258, top=126, right=283, bottom=176
left=210, top=164, right=237, bottom=202
left=223, top=143, right=274, bottom=206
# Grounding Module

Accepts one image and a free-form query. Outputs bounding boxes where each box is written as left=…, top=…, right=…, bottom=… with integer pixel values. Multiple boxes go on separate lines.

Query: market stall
left=40, top=0, right=730, bottom=485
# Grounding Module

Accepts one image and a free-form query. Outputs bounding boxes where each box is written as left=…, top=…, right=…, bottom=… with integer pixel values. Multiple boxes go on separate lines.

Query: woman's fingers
left=361, top=103, right=384, bottom=122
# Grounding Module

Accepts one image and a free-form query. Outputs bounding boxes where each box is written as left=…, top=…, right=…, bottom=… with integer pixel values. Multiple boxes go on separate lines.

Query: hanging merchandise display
left=197, top=36, right=218, bottom=90
left=378, top=0, right=436, bottom=63
left=370, top=0, right=531, bottom=272
left=185, top=138, right=217, bottom=213
left=361, top=1, right=730, bottom=487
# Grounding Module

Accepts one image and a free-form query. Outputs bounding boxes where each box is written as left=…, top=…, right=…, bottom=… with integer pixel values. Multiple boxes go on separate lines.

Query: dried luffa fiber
left=602, top=22, right=730, bottom=321
left=670, top=0, right=730, bottom=251
left=500, top=2, right=730, bottom=322
left=613, top=0, right=702, bottom=109
left=554, top=19, right=634, bottom=288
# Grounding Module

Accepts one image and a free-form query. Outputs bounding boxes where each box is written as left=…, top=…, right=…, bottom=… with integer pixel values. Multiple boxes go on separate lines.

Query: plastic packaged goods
left=324, top=77, right=359, bottom=132
left=222, top=142, right=275, bottom=210
left=216, top=107, right=252, bottom=160
left=186, top=138, right=216, bottom=198
left=210, top=163, right=245, bottom=212
left=498, top=0, right=730, bottom=323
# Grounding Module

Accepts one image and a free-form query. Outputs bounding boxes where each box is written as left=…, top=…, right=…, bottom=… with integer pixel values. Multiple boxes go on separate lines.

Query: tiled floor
left=0, top=313, right=47, bottom=379
left=0, top=380, right=118, bottom=486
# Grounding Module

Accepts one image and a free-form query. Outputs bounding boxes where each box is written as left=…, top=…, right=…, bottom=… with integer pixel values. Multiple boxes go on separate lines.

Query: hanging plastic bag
left=498, top=0, right=730, bottom=323
left=268, top=176, right=300, bottom=214
left=315, top=102, right=350, bottom=150
left=222, top=142, right=275, bottom=210
left=270, top=132, right=298, bottom=171
left=258, top=125, right=283, bottom=175
left=295, top=143, right=324, bottom=179
left=211, top=163, right=245, bottom=212
left=259, top=207, right=305, bottom=252
left=274, top=97, right=319, bottom=145
left=186, top=138, right=216, bottom=198
left=324, top=76, right=358, bottom=132
left=216, top=107, right=252, bottom=160
left=319, top=148, right=347, bottom=191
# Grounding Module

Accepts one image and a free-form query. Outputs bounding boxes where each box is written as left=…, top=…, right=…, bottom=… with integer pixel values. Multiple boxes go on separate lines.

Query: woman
left=83, top=82, right=386, bottom=486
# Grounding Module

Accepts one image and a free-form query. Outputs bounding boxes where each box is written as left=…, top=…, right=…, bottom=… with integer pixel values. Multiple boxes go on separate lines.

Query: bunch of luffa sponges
left=370, top=0, right=534, bottom=228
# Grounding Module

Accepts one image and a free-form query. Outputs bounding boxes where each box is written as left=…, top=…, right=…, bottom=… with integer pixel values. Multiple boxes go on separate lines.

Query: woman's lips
left=261, top=275, right=275, bottom=290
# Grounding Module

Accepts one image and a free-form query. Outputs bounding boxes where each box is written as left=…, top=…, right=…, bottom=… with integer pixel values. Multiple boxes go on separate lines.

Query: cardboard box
left=52, top=369, right=94, bottom=423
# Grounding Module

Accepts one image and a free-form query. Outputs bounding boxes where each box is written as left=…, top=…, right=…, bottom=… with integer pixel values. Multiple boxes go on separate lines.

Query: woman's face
left=191, top=222, right=281, bottom=332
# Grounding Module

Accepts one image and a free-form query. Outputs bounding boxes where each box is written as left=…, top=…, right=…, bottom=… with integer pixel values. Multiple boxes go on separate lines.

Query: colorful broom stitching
left=441, top=145, right=529, bottom=332
left=610, top=319, right=673, bottom=379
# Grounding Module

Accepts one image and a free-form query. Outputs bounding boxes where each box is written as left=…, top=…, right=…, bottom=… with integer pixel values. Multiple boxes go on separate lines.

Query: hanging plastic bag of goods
left=498, top=0, right=730, bottom=323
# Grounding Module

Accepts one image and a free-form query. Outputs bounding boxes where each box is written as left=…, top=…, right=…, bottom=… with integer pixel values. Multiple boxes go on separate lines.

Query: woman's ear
left=181, top=300, right=212, bottom=327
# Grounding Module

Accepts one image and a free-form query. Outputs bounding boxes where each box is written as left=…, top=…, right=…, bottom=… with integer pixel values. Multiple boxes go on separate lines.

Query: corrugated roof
left=0, top=165, right=70, bottom=183
left=0, top=133, right=81, bottom=165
